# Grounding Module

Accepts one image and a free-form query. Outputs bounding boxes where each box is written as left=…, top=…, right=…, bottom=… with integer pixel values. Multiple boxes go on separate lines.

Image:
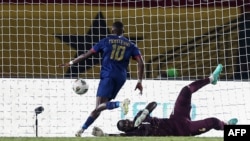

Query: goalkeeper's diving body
left=92, top=64, right=238, bottom=137
left=58, top=21, right=144, bottom=137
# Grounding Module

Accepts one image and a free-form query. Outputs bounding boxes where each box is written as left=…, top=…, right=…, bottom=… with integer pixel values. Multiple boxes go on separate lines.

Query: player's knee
left=180, top=86, right=192, bottom=97
left=91, top=109, right=101, bottom=118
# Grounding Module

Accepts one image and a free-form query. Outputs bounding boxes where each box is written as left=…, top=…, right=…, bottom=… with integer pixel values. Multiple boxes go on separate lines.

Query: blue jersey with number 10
left=92, top=35, right=141, bottom=80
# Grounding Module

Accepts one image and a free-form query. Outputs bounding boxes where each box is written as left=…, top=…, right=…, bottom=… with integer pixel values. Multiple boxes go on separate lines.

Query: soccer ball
left=72, top=78, right=89, bottom=95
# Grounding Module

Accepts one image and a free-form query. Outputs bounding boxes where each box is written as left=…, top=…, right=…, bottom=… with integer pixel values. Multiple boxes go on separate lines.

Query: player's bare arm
left=134, top=55, right=144, bottom=94
left=58, top=49, right=95, bottom=67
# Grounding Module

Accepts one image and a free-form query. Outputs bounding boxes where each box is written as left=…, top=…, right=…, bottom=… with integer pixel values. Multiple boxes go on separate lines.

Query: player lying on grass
left=92, top=64, right=238, bottom=136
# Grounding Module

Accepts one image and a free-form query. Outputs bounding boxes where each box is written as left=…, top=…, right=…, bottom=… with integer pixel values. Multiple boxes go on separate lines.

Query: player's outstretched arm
left=134, top=55, right=144, bottom=95
left=58, top=49, right=95, bottom=67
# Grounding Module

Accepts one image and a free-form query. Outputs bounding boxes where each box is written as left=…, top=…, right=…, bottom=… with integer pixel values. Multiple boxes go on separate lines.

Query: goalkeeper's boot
left=121, top=98, right=130, bottom=115
left=134, top=109, right=149, bottom=127
left=75, top=128, right=84, bottom=137
left=227, top=118, right=238, bottom=125
left=210, top=64, right=223, bottom=85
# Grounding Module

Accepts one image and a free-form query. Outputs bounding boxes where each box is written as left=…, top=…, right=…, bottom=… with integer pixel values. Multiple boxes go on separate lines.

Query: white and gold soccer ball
left=72, top=78, right=89, bottom=95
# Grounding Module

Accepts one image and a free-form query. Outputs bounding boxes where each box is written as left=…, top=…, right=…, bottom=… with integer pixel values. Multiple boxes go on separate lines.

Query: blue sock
left=106, top=101, right=120, bottom=109
left=82, top=116, right=95, bottom=129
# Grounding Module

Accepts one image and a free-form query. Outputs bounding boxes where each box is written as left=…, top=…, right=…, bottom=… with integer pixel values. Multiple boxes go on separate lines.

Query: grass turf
left=0, top=137, right=223, bottom=141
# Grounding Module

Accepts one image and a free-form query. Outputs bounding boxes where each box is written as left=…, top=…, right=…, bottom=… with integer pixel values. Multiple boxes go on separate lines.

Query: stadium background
left=0, top=0, right=249, bottom=80
left=0, top=0, right=249, bottom=138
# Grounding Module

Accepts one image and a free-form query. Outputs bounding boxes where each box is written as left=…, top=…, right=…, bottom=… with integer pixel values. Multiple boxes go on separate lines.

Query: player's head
left=117, top=119, right=134, bottom=132
left=112, top=21, right=124, bottom=35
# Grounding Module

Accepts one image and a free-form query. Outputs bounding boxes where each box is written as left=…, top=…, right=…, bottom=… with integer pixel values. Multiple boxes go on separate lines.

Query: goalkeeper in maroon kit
left=92, top=64, right=238, bottom=136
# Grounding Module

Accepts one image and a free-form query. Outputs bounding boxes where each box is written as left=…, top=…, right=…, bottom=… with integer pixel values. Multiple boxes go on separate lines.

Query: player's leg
left=78, top=98, right=130, bottom=135
left=170, top=64, right=223, bottom=119
left=75, top=78, right=112, bottom=137
left=189, top=117, right=238, bottom=136
left=170, top=78, right=213, bottom=119
left=75, top=78, right=129, bottom=137
left=83, top=77, right=128, bottom=128
left=189, top=64, right=223, bottom=93
left=189, top=118, right=225, bottom=136
left=75, top=100, right=110, bottom=137
left=110, top=77, right=130, bottom=114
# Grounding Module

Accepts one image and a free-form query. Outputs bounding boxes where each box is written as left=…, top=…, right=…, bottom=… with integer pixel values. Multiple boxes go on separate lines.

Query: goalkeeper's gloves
left=134, top=109, right=149, bottom=127
left=92, top=126, right=107, bottom=136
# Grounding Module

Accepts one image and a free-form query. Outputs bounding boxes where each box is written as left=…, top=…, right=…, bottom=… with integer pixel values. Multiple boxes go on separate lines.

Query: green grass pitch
left=0, top=137, right=223, bottom=141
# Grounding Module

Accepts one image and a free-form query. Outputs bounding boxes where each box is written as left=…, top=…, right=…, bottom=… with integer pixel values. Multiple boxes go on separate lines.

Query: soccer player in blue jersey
left=59, top=21, right=144, bottom=137
left=92, top=64, right=238, bottom=137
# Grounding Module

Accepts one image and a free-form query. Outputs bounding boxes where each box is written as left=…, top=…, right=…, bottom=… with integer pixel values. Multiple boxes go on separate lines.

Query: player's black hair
left=112, top=21, right=124, bottom=35
left=117, top=120, right=123, bottom=131
left=117, top=119, right=134, bottom=132
left=112, top=21, right=124, bottom=29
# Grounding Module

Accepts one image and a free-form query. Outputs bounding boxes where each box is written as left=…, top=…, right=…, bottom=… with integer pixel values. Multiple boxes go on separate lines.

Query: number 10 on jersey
left=111, top=44, right=126, bottom=61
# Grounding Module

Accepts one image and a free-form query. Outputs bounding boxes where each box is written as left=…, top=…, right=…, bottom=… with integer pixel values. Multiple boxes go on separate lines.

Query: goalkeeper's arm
left=134, top=101, right=157, bottom=127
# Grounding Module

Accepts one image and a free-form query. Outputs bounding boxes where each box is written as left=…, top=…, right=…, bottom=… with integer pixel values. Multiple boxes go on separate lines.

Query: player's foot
left=121, top=98, right=130, bottom=115
left=227, top=118, right=238, bottom=125
left=75, top=128, right=84, bottom=137
left=210, top=64, right=223, bottom=85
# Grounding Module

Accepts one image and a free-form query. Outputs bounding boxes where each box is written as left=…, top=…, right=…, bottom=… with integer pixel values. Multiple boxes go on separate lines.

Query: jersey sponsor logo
left=198, top=128, right=206, bottom=132
left=141, top=122, right=150, bottom=125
